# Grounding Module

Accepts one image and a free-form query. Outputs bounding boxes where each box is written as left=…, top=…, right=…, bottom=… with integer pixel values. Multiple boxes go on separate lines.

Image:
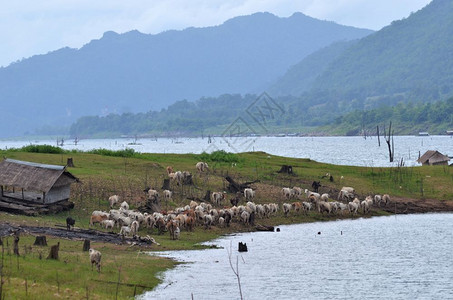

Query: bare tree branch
left=227, top=242, right=243, bottom=300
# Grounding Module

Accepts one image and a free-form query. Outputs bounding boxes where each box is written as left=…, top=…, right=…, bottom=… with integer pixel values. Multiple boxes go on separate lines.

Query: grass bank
left=1, top=147, right=453, bottom=299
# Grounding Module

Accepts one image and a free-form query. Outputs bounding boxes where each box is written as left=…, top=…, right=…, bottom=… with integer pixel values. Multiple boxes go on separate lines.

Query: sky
left=0, top=0, right=432, bottom=68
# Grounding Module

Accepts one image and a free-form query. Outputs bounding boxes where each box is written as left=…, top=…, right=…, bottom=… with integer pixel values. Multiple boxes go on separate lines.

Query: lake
left=140, top=213, right=453, bottom=300
left=2, top=136, right=451, bottom=299
left=1, top=135, right=452, bottom=167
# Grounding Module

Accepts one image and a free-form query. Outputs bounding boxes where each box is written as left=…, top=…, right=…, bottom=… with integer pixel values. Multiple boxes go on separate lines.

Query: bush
left=198, top=150, right=241, bottom=163
left=19, top=145, right=65, bottom=154
left=88, top=148, right=136, bottom=158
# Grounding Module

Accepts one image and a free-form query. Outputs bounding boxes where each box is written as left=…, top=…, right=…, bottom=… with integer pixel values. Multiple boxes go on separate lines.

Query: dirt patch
left=380, top=197, right=453, bottom=214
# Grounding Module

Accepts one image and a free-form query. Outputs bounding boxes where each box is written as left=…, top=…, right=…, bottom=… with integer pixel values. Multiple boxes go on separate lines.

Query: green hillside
left=268, top=40, right=358, bottom=97
left=311, top=0, right=453, bottom=104
left=322, top=96, right=453, bottom=135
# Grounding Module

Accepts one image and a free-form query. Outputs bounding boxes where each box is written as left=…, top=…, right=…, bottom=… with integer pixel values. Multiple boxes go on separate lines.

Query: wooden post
left=13, top=234, right=20, bottom=256
left=83, top=239, right=91, bottom=252
left=66, top=158, right=74, bottom=168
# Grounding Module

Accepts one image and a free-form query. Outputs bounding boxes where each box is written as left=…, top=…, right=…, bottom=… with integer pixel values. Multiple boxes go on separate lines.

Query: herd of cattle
left=282, top=186, right=390, bottom=217
left=87, top=162, right=391, bottom=245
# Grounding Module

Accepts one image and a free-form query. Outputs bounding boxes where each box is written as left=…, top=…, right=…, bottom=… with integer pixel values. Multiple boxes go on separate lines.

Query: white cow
left=244, top=188, right=255, bottom=200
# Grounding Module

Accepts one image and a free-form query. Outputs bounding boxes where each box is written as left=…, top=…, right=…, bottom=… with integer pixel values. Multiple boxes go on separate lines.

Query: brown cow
left=185, top=216, right=195, bottom=231
left=291, top=202, right=302, bottom=213
left=166, top=220, right=179, bottom=240
left=89, top=214, right=108, bottom=227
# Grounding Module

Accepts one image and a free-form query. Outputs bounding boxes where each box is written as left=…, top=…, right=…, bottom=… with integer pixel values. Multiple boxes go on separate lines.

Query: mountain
left=69, top=0, right=453, bottom=138
left=267, top=40, right=358, bottom=97
left=271, top=0, right=453, bottom=110
left=0, top=12, right=372, bottom=138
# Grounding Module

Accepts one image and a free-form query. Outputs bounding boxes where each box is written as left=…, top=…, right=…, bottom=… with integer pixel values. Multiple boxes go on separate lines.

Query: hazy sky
left=0, top=0, right=432, bottom=67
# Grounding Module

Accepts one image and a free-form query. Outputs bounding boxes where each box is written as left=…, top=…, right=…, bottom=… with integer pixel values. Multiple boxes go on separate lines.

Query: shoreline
left=141, top=210, right=453, bottom=299
left=1, top=149, right=453, bottom=298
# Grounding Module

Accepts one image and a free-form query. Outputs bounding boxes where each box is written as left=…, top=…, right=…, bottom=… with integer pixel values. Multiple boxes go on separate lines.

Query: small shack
left=417, top=150, right=450, bottom=166
left=0, top=158, right=78, bottom=204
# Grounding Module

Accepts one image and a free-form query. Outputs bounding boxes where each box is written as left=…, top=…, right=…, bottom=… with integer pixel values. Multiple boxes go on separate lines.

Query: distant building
left=0, top=159, right=78, bottom=204
left=417, top=150, right=450, bottom=166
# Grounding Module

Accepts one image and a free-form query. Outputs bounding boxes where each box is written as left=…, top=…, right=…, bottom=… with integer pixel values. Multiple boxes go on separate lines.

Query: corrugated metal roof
left=5, top=159, right=65, bottom=170
left=417, top=150, right=450, bottom=164
left=0, top=159, right=77, bottom=193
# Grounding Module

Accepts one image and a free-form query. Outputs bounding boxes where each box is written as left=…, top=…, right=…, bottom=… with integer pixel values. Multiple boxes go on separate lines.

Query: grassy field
left=1, top=147, right=453, bottom=299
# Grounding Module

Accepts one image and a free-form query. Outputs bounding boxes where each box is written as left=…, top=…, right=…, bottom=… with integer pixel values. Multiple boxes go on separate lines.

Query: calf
left=89, top=249, right=102, bottom=273
left=66, top=217, right=75, bottom=231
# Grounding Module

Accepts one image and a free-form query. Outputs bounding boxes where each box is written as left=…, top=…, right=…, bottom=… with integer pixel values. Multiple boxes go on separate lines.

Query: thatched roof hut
left=0, top=159, right=78, bottom=204
left=417, top=150, right=450, bottom=166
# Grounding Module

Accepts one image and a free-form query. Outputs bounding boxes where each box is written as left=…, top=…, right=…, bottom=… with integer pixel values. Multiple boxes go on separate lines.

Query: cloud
left=0, top=0, right=432, bottom=67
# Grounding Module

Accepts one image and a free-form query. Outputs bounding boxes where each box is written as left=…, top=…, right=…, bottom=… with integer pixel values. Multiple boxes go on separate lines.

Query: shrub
left=198, top=150, right=241, bottom=163
left=19, top=145, right=65, bottom=154
left=88, top=148, right=136, bottom=158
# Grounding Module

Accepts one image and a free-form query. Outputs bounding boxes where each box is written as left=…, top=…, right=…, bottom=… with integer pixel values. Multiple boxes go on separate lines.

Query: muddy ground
left=381, top=197, right=453, bottom=214
left=0, top=223, right=156, bottom=247
left=1, top=197, right=452, bottom=246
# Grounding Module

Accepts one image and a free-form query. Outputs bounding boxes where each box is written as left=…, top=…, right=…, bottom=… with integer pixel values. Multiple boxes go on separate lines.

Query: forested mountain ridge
left=272, top=0, right=453, bottom=106
left=267, top=40, right=358, bottom=97
left=252, top=0, right=453, bottom=137
left=323, top=96, right=453, bottom=136
left=0, top=12, right=372, bottom=138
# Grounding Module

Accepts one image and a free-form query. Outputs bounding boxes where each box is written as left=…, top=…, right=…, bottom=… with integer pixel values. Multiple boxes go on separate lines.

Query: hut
left=417, top=150, right=450, bottom=166
left=0, top=158, right=78, bottom=204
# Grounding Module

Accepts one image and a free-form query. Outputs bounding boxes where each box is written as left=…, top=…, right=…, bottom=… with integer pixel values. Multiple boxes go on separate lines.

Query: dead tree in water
left=383, top=122, right=394, bottom=162
left=377, top=125, right=381, bottom=147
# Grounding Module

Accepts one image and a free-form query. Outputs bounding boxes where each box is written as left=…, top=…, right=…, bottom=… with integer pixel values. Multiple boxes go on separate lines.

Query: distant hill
left=322, top=96, right=453, bottom=136
left=0, top=12, right=372, bottom=138
left=271, top=0, right=453, bottom=110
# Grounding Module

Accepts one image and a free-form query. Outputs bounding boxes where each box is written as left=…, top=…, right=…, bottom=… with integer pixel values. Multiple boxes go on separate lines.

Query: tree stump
left=161, top=179, right=171, bottom=191
left=82, top=239, right=91, bottom=252
left=47, top=242, right=60, bottom=260
left=183, top=174, right=194, bottom=185
left=66, top=158, right=74, bottom=167
left=34, top=236, right=48, bottom=246
left=13, top=234, right=20, bottom=256
left=238, top=242, right=248, bottom=252
left=204, top=190, right=211, bottom=203
left=278, top=165, right=293, bottom=174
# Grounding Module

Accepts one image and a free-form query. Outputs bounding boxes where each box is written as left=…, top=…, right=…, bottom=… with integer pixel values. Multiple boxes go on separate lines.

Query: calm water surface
left=141, top=213, right=453, bottom=300
left=1, top=135, right=452, bottom=167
